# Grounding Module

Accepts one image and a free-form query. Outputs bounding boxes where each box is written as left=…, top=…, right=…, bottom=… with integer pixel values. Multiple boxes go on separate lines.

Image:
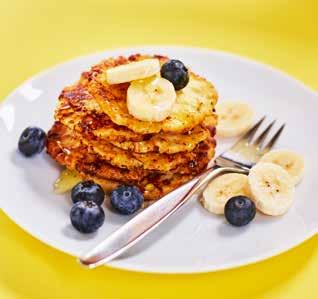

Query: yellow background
left=1, top=0, right=318, bottom=298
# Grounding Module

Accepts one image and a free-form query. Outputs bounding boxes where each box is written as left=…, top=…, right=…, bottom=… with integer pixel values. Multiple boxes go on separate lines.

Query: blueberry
left=18, top=126, right=46, bottom=157
left=71, top=181, right=105, bottom=206
left=70, top=201, right=105, bottom=233
left=224, top=196, right=256, bottom=227
left=160, top=59, right=189, bottom=90
left=110, top=185, right=144, bottom=215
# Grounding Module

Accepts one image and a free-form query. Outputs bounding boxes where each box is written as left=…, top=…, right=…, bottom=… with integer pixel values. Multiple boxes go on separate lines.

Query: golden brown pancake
left=82, top=55, right=218, bottom=134
left=47, top=54, right=218, bottom=201
left=55, top=83, right=217, bottom=154
left=84, top=173, right=194, bottom=202
left=47, top=122, right=213, bottom=200
left=47, top=122, right=216, bottom=175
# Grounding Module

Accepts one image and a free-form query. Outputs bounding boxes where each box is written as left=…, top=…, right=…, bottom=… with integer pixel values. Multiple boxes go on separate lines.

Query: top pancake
left=78, top=54, right=218, bottom=134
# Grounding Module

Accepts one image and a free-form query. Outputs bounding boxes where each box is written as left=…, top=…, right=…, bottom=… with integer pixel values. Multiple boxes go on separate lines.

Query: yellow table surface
left=1, top=1, right=318, bottom=298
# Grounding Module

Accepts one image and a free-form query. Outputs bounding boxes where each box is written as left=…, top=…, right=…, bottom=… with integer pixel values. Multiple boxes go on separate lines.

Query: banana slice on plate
left=127, top=76, right=176, bottom=122
left=201, top=173, right=251, bottom=215
left=260, top=149, right=305, bottom=185
left=248, top=162, right=295, bottom=216
left=106, top=59, right=160, bottom=84
left=216, top=101, right=254, bottom=137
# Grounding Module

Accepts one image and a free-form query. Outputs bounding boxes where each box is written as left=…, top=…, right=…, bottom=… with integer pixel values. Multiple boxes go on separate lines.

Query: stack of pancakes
left=47, top=54, right=218, bottom=201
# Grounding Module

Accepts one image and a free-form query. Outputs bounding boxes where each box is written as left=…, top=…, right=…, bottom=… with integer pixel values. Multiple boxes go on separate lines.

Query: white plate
left=1, top=46, right=317, bottom=274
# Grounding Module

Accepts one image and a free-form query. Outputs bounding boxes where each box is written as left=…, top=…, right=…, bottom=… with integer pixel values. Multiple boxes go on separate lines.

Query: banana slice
left=216, top=101, right=254, bottom=137
left=127, top=76, right=176, bottom=122
left=248, top=162, right=295, bottom=216
left=260, top=149, right=305, bottom=185
left=54, top=169, right=82, bottom=194
left=201, top=173, right=251, bottom=214
left=106, top=59, right=160, bottom=84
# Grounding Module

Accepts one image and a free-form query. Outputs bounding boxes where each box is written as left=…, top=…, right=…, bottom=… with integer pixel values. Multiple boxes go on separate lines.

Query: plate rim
left=1, top=45, right=317, bottom=274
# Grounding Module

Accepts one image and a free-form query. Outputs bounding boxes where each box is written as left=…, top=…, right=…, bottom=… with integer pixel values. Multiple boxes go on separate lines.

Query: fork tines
left=246, top=116, right=285, bottom=152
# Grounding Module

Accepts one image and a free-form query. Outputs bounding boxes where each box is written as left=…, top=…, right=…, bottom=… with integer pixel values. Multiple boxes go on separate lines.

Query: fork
left=79, top=117, right=285, bottom=268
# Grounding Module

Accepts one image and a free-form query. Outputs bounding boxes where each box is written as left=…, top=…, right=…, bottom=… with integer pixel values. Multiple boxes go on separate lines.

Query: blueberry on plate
left=70, top=201, right=105, bottom=233
left=160, top=59, right=189, bottom=90
left=110, top=185, right=144, bottom=215
left=71, top=181, right=105, bottom=206
left=224, top=196, right=256, bottom=227
left=18, top=126, right=46, bottom=157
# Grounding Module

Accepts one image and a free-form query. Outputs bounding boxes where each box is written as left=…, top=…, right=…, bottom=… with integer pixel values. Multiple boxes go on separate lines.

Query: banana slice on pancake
left=127, top=76, right=176, bottom=122
left=106, top=58, right=160, bottom=84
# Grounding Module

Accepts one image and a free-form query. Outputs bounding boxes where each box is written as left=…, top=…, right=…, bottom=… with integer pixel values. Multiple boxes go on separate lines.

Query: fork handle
left=79, top=166, right=248, bottom=268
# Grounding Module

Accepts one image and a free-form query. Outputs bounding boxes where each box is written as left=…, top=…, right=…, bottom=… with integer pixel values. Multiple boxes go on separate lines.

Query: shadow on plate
left=115, top=199, right=195, bottom=260
left=62, top=224, right=97, bottom=241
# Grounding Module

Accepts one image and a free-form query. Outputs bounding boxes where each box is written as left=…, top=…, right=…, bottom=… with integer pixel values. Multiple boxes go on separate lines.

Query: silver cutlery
left=79, top=116, right=285, bottom=268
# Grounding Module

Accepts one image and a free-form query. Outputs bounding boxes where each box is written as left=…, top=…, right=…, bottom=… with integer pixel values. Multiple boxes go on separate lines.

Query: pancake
left=47, top=122, right=208, bottom=201
left=55, top=83, right=217, bottom=153
left=90, top=173, right=194, bottom=201
left=77, top=54, right=217, bottom=134
left=47, top=122, right=216, bottom=175
left=48, top=138, right=193, bottom=201
left=88, top=76, right=218, bottom=134
left=109, top=125, right=210, bottom=154
left=47, top=53, right=218, bottom=201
